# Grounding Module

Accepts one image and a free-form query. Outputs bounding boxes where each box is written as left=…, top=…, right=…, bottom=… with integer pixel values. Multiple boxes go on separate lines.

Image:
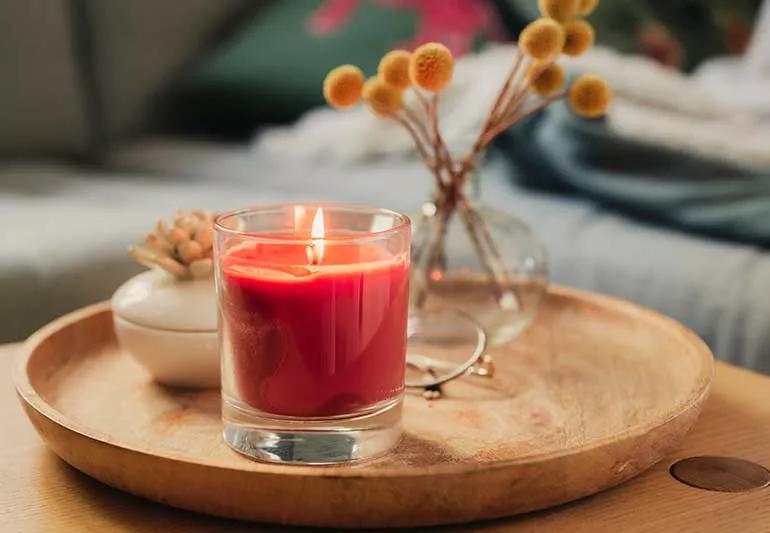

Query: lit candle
left=215, top=205, right=411, bottom=420
left=306, top=207, right=325, bottom=265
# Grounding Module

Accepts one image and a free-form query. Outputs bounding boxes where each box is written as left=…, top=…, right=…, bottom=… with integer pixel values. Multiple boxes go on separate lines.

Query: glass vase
left=410, top=181, right=548, bottom=348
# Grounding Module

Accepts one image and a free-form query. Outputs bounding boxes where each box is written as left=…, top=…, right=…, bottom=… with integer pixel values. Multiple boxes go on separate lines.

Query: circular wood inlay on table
left=670, top=456, right=770, bottom=492
left=14, top=287, right=713, bottom=528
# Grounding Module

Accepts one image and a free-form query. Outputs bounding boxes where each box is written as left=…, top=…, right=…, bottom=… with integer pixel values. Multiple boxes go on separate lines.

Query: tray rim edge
left=13, top=286, right=714, bottom=479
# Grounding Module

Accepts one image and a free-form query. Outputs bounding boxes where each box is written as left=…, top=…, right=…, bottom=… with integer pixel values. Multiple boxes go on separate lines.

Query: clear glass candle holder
left=214, top=204, right=411, bottom=464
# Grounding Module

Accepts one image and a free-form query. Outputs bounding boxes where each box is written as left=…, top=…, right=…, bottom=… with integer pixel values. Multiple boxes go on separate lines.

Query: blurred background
left=2, top=1, right=770, bottom=372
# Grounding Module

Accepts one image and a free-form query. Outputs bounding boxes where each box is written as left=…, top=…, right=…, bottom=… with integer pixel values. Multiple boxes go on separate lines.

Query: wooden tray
left=14, top=287, right=713, bottom=529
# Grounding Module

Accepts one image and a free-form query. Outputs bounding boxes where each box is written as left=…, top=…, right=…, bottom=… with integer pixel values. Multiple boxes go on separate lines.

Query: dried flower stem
left=408, top=50, right=571, bottom=314
left=413, top=88, right=432, bottom=116
left=414, top=205, right=453, bottom=308
left=456, top=202, right=506, bottom=301
left=481, top=91, right=567, bottom=148
left=402, top=91, right=456, bottom=191
left=460, top=198, right=520, bottom=309
left=499, top=57, right=551, bottom=119
left=428, top=94, right=457, bottom=189
left=410, top=208, right=433, bottom=267
left=457, top=51, right=525, bottom=179
left=489, top=50, right=525, bottom=126
left=392, top=113, right=433, bottom=165
left=403, top=106, right=434, bottom=154
left=393, top=113, right=445, bottom=193
left=410, top=89, right=454, bottom=183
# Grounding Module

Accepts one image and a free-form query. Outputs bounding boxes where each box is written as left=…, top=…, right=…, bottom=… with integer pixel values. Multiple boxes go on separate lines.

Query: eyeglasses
left=405, top=309, right=492, bottom=397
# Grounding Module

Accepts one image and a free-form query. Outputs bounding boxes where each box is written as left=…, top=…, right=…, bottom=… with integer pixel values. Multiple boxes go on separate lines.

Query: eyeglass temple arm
left=406, top=353, right=494, bottom=378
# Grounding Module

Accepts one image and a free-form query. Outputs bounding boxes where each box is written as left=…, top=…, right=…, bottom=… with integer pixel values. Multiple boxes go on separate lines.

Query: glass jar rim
left=214, top=202, right=411, bottom=244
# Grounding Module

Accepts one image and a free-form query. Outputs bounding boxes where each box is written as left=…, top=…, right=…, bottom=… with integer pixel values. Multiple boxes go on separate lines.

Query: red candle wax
left=220, top=241, right=409, bottom=418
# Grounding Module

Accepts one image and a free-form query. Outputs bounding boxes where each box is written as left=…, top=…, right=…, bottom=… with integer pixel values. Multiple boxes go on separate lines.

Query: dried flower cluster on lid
left=129, top=210, right=215, bottom=280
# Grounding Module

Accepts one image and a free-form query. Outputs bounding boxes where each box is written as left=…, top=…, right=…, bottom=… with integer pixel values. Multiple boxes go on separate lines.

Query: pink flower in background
left=309, top=0, right=502, bottom=56
left=310, top=0, right=361, bottom=33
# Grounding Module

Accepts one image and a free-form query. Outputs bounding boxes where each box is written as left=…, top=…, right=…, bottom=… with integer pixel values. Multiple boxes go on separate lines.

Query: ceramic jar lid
left=112, top=270, right=217, bottom=332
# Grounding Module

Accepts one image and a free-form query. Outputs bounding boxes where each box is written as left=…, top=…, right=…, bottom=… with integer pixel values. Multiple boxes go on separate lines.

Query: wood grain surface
left=11, top=288, right=715, bottom=529
left=4, top=340, right=770, bottom=531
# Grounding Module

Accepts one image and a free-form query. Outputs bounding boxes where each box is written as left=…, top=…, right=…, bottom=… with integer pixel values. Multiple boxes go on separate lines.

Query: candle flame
left=307, top=207, right=325, bottom=264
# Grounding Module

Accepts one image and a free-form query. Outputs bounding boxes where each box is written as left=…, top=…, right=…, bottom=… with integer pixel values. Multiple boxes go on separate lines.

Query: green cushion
left=170, top=1, right=418, bottom=131
left=166, top=0, right=508, bottom=134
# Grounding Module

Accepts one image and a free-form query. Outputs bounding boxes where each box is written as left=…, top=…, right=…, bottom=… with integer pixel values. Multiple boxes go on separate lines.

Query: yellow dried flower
left=538, top=0, right=579, bottom=22
left=409, top=42, right=454, bottom=92
left=569, top=75, right=612, bottom=118
left=323, top=65, right=365, bottom=109
left=527, top=62, right=566, bottom=96
left=362, top=77, right=404, bottom=115
left=519, top=18, right=566, bottom=60
left=577, top=0, right=599, bottom=15
left=563, top=19, right=595, bottom=56
left=379, top=50, right=412, bottom=91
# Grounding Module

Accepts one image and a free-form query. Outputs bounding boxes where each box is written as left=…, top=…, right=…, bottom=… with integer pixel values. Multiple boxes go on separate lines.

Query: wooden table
left=3, top=342, right=770, bottom=532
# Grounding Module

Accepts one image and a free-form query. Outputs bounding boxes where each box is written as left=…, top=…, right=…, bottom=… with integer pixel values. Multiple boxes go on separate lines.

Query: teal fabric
left=168, top=1, right=417, bottom=131
left=498, top=104, right=770, bottom=246
left=166, top=0, right=504, bottom=134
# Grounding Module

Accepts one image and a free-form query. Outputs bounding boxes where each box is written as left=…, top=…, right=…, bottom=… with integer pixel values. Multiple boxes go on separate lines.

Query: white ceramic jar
left=111, top=270, right=219, bottom=388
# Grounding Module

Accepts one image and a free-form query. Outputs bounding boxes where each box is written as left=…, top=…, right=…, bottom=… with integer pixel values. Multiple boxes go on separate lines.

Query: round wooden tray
left=15, top=287, right=713, bottom=529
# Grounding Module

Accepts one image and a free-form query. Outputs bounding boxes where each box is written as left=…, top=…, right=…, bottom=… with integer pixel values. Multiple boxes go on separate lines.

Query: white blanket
left=254, top=2, right=770, bottom=168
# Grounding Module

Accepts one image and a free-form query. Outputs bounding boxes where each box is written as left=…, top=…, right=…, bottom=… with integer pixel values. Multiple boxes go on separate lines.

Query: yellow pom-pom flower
left=323, top=65, right=365, bottom=109
left=538, top=0, right=579, bottom=22
left=519, top=18, right=566, bottom=60
left=577, top=0, right=599, bottom=15
left=569, top=75, right=612, bottom=118
left=527, top=62, right=566, bottom=96
left=379, top=50, right=412, bottom=91
left=409, top=42, right=454, bottom=92
left=563, top=19, right=595, bottom=56
left=362, top=77, right=404, bottom=115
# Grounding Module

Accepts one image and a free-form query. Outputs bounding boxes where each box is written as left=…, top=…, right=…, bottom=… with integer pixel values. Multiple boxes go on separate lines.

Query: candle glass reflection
left=214, top=204, right=411, bottom=464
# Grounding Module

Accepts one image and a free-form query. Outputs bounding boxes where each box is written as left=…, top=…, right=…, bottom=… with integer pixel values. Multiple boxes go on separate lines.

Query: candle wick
left=308, top=242, right=320, bottom=265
